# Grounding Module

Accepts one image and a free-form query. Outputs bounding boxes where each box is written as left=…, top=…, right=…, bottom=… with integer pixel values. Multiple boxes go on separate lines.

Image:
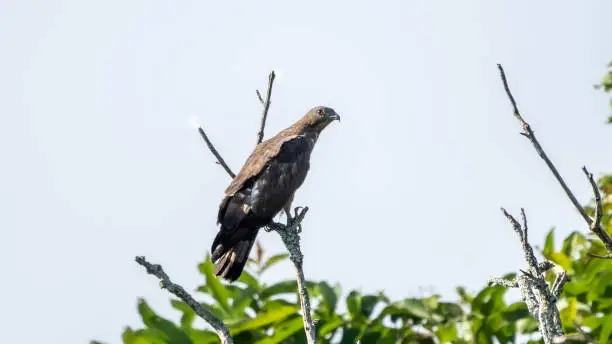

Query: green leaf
left=255, top=315, right=304, bottom=344
left=260, top=280, right=298, bottom=299
left=437, top=302, right=464, bottom=320
left=472, top=286, right=506, bottom=317
left=361, top=294, right=382, bottom=318
left=456, top=286, right=473, bottom=303
left=436, top=322, right=458, bottom=343
left=561, top=231, right=586, bottom=258
left=318, top=282, right=338, bottom=315
left=340, top=327, right=360, bottom=344
left=318, top=316, right=344, bottom=336
left=237, top=270, right=260, bottom=290
left=600, top=314, right=612, bottom=343
left=137, top=300, right=192, bottom=344
left=229, top=303, right=299, bottom=335
left=184, top=329, right=220, bottom=344
left=516, top=317, right=539, bottom=334
left=359, top=331, right=382, bottom=343
left=549, top=251, right=573, bottom=271
left=395, top=298, right=431, bottom=319
left=122, top=328, right=166, bottom=344
left=503, top=302, right=529, bottom=322
left=560, top=298, right=577, bottom=332
left=346, top=291, right=362, bottom=317
left=582, top=314, right=603, bottom=330
left=543, top=228, right=555, bottom=257
left=198, top=258, right=231, bottom=314
left=231, top=287, right=257, bottom=316
left=259, top=253, right=290, bottom=274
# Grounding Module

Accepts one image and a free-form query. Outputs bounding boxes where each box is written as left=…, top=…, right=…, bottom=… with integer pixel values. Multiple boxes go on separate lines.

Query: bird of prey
left=210, top=106, right=340, bottom=281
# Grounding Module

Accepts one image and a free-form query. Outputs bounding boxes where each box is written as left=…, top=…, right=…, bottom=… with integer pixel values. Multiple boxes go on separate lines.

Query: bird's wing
left=224, top=133, right=299, bottom=197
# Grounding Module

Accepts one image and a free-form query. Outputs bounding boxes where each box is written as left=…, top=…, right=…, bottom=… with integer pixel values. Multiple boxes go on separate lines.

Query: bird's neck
left=301, top=129, right=319, bottom=142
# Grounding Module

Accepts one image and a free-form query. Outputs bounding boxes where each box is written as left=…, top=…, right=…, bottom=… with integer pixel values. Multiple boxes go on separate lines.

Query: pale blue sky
left=2, top=1, right=611, bottom=343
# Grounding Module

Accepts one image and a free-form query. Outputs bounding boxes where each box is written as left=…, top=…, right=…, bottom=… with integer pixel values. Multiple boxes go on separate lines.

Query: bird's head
left=301, top=106, right=341, bottom=133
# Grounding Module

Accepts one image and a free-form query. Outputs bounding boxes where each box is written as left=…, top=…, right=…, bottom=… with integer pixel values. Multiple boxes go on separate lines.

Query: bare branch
left=135, top=256, right=233, bottom=344
left=256, top=71, right=276, bottom=145
left=498, top=208, right=565, bottom=343
left=197, top=127, right=236, bottom=178
left=582, top=166, right=612, bottom=251
left=497, top=64, right=594, bottom=228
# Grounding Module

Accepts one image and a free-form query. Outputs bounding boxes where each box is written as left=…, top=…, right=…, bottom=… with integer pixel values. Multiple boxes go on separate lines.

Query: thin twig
left=256, top=90, right=265, bottom=105
left=571, top=321, right=597, bottom=344
left=135, top=256, right=233, bottom=344
left=197, top=127, right=235, bottom=178
left=539, top=261, right=555, bottom=272
left=551, top=271, right=569, bottom=300
left=488, top=277, right=518, bottom=288
left=256, top=71, right=276, bottom=145
left=582, top=166, right=612, bottom=251
left=497, top=64, right=593, bottom=226
left=587, top=252, right=612, bottom=259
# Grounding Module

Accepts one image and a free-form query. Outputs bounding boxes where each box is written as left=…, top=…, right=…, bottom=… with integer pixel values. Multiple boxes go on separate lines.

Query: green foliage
left=594, top=61, right=612, bottom=123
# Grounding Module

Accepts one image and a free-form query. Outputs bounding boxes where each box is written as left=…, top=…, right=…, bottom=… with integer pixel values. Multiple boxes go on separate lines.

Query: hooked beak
left=329, top=112, right=341, bottom=122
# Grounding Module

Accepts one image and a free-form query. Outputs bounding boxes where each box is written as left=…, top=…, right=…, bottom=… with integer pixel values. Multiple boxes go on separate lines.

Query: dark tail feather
left=213, top=231, right=258, bottom=281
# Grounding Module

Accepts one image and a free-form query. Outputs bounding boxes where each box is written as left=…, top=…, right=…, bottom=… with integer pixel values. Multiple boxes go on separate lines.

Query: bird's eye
left=317, top=108, right=325, bottom=117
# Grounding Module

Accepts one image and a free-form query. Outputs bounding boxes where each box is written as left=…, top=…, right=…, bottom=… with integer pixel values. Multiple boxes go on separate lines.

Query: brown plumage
left=211, top=106, right=340, bottom=281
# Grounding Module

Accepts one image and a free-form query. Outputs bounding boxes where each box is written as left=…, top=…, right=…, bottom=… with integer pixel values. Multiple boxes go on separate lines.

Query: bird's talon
left=293, top=206, right=304, bottom=218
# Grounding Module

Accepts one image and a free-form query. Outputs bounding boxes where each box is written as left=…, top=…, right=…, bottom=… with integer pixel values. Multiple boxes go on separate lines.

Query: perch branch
left=275, top=207, right=316, bottom=343
left=135, top=256, right=233, bottom=344
left=256, top=71, right=276, bottom=145
left=196, top=71, right=317, bottom=344
left=497, top=64, right=612, bottom=253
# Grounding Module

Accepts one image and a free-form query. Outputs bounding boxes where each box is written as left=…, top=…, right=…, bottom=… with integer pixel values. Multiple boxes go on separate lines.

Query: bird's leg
left=284, top=204, right=293, bottom=224
left=262, top=205, right=292, bottom=232
left=284, top=192, right=296, bottom=225
left=266, top=195, right=298, bottom=233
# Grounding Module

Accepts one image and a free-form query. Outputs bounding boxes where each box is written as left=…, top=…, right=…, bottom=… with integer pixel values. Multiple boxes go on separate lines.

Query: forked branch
left=489, top=209, right=565, bottom=344
left=497, top=64, right=611, bottom=253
